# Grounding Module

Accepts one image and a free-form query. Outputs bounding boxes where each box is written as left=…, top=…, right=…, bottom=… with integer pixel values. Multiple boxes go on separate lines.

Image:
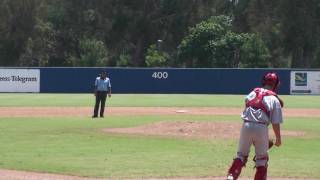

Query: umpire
left=92, top=70, right=111, bottom=118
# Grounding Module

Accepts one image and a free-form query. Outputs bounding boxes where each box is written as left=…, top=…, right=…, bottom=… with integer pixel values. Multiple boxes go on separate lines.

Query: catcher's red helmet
left=262, top=72, right=280, bottom=91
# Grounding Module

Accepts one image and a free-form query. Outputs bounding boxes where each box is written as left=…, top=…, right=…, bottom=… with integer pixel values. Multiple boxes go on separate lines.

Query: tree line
left=0, top=0, right=319, bottom=68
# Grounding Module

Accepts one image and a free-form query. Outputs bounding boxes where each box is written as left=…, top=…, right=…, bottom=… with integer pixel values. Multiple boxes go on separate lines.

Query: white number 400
left=152, top=72, right=168, bottom=79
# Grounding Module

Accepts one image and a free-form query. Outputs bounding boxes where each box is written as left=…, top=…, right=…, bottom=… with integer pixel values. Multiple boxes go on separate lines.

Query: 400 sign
left=152, top=72, right=168, bottom=79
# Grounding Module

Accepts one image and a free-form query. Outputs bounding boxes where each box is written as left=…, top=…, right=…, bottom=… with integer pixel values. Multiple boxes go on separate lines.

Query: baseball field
left=0, top=94, right=319, bottom=180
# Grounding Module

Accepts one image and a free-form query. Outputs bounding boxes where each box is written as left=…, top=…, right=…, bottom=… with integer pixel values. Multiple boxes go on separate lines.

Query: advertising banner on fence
left=290, top=71, right=320, bottom=95
left=0, top=69, right=40, bottom=92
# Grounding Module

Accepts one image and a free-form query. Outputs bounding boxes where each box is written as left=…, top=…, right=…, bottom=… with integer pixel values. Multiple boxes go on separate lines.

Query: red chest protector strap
left=245, top=88, right=278, bottom=117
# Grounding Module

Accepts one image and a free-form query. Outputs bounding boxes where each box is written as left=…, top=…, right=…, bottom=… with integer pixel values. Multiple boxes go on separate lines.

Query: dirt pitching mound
left=104, top=121, right=305, bottom=139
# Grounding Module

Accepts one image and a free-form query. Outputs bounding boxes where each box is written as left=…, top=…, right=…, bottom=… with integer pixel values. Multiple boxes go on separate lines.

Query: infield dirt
left=0, top=169, right=317, bottom=180
left=0, top=107, right=319, bottom=118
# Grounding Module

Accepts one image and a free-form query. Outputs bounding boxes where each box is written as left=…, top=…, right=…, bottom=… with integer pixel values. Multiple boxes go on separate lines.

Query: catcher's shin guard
left=227, top=157, right=247, bottom=180
left=254, top=166, right=267, bottom=180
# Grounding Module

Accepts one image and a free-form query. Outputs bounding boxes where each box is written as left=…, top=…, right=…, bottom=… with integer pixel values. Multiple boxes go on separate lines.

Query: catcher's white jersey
left=236, top=89, right=283, bottom=167
left=241, top=89, right=283, bottom=125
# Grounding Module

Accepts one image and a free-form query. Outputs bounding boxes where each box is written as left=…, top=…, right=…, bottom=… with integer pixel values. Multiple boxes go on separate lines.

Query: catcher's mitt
left=253, top=140, right=274, bottom=166
left=279, top=98, right=284, bottom=108
left=268, top=139, right=274, bottom=149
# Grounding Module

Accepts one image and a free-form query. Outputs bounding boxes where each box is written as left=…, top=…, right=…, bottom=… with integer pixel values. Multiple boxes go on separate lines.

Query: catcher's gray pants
left=236, top=122, right=269, bottom=167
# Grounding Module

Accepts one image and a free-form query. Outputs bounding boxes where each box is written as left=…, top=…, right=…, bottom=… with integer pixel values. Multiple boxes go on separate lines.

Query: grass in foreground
left=0, top=115, right=319, bottom=178
left=0, top=93, right=320, bottom=108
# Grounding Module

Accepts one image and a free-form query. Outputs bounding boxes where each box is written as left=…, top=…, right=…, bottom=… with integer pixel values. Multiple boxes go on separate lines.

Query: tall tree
left=245, top=0, right=286, bottom=67
left=279, top=0, right=320, bottom=68
left=232, top=0, right=320, bottom=68
left=0, top=0, right=43, bottom=66
left=105, top=0, right=220, bottom=67
left=178, top=15, right=270, bottom=68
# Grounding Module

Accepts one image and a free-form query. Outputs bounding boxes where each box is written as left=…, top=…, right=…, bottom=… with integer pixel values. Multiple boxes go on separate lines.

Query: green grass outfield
left=0, top=93, right=320, bottom=108
left=0, top=94, right=319, bottom=179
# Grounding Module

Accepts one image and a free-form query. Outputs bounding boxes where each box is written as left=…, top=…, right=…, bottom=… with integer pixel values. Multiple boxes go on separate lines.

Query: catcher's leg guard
left=227, top=157, right=247, bottom=180
left=254, top=166, right=267, bottom=180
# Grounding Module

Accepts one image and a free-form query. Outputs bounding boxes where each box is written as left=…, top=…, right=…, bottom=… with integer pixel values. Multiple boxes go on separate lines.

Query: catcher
left=226, top=72, right=284, bottom=180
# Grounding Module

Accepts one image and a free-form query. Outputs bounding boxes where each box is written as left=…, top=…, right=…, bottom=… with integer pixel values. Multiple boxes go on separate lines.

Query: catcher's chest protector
left=246, top=88, right=278, bottom=117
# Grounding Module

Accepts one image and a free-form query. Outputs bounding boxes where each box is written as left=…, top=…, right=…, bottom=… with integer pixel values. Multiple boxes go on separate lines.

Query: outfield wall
left=39, top=68, right=290, bottom=94
left=1, top=67, right=300, bottom=94
left=2, top=67, right=320, bottom=94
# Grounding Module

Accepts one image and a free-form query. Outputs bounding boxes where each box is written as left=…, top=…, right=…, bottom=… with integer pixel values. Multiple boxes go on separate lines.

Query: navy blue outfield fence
left=39, top=68, right=290, bottom=94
